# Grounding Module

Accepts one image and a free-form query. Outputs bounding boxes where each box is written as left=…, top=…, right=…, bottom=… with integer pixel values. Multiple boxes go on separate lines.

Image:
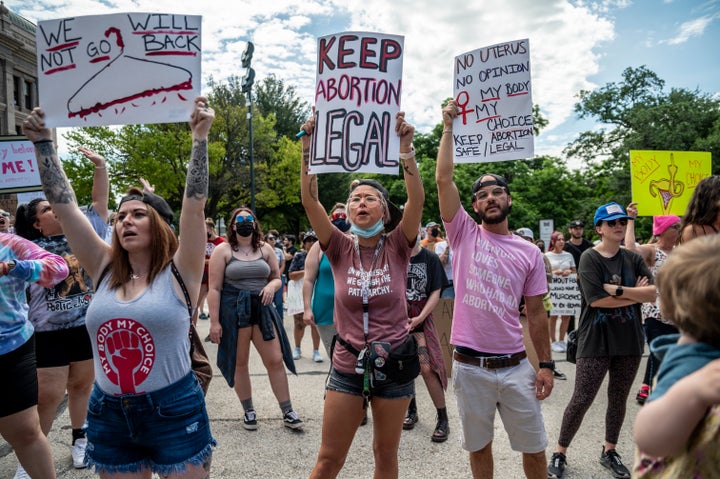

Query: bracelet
left=33, top=139, right=53, bottom=145
left=442, top=128, right=453, bottom=134
left=399, top=146, right=415, bottom=160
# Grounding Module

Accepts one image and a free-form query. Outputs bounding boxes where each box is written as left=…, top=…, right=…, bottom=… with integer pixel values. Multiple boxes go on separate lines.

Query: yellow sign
left=630, top=150, right=712, bottom=216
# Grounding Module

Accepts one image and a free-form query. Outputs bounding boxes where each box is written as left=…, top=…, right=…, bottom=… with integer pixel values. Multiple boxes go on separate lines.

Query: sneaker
left=292, top=347, right=301, bottom=360
left=403, top=410, right=418, bottom=430
left=199, top=312, right=208, bottom=320
left=551, top=341, right=565, bottom=353
left=243, top=409, right=258, bottom=431
left=557, top=341, right=567, bottom=352
left=636, top=385, right=650, bottom=405
left=553, top=368, right=567, bottom=380
left=312, top=350, right=323, bottom=363
left=72, top=437, right=88, bottom=469
left=547, top=452, right=567, bottom=478
left=283, top=410, right=304, bottom=430
left=13, top=464, right=30, bottom=479
left=599, top=447, right=630, bottom=479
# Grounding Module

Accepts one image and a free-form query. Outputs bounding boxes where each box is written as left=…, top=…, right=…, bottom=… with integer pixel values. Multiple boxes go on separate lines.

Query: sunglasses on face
left=236, top=214, right=255, bottom=224
left=267, top=236, right=276, bottom=241
left=474, top=186, right=506, bottom=201
left=605, top=219, right=628, bottom=227
left=332, top=212, right=347, bottom=220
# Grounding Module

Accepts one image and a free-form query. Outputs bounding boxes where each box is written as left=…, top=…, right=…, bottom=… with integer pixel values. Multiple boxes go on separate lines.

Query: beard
left=474, top=201, right=511, bottom=225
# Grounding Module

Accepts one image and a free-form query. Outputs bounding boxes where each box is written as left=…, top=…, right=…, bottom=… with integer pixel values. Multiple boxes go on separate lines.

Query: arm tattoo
left=186, top=139, right=209, bottom=200
left=400, top=158, right=414, bottom=176
left=36, top=142, right=76, bottom=205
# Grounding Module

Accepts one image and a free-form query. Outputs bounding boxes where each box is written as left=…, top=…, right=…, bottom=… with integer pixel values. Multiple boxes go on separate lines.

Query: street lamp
left=241, top=42, right=256, bottom=212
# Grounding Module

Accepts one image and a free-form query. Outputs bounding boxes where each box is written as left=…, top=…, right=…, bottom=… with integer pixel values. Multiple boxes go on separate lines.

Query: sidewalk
left=0, top=315, right=646, bottom=478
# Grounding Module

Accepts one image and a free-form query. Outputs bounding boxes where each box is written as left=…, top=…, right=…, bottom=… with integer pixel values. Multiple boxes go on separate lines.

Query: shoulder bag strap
left=170, top=260, right=193, bottom=319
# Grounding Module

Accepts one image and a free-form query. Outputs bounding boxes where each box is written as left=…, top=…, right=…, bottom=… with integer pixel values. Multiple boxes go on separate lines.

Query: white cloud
left=10, top=0, right=617, bottom=151
left=662, top=15, right=715, bottom=45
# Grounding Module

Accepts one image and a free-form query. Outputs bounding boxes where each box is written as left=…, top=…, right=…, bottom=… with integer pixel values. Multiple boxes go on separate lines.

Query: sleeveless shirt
left=223, top=256, right=270, bottom=292
left=85, top=265, right=191, bottom=395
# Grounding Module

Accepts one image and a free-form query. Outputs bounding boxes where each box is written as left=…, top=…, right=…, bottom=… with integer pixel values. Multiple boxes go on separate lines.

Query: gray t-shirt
left=86, top=265, right=191, bottom=395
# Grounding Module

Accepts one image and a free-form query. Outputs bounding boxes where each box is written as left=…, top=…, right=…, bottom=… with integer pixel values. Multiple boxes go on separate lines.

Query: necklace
left=129, top=271, right=145, bottom=280
left=237, top=247, right=254, bottom=257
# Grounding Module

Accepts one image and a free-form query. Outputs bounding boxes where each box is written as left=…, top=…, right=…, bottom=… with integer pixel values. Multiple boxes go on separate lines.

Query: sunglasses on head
left=236, top=214, right=254, bottom=223
left=332, top=212, right=347, bottom=220
left=605, top=219, right=628, bottom=227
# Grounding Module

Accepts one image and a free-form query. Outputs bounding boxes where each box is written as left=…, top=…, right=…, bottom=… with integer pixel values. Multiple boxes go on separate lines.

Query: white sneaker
left=72, top=438, right=88, bottom=469
left=551, top=341, right=564, bottom=353
left=292, top=347, right=301, bottom=360
left=312, top=350, right=323, bottom=363
left=14, top=464, right=30, bottom=479
left=557, top=341, right=567, bottom=353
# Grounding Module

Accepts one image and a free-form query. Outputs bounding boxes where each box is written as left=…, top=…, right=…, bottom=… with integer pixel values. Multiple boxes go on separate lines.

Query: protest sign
left=451, top=39, right=534, bottom=163
left=630, top=150, right=712, bottom=216
left=0, top=137, right=42, bottom=194
left=36, top=13, right=201, bottom=128
left=308, top=32, right=404, bottom=175
left=549, top=274, right=581, bottom=317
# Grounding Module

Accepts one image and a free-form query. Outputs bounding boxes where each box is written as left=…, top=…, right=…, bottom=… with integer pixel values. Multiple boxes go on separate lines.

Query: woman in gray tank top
left=22, top=97, right=216, bottom=478
left=207, top=206, right=302, bottom=431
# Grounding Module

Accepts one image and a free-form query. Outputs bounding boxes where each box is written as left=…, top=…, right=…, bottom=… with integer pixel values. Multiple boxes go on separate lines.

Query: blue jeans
left=326, top=367, right=415, bottom=399
left=85, top=372, right=216, bottom=475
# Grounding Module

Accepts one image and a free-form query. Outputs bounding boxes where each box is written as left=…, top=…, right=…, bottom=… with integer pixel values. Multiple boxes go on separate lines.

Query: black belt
left=453, top=350, right=526, bottom=369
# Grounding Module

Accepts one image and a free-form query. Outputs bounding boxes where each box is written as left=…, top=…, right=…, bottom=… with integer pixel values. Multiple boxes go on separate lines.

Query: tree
left=254, top=75, right=310, bottom=139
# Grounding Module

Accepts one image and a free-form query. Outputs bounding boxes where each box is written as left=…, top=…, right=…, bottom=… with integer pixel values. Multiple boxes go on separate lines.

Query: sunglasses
left=236, top=215, right=255, bottom=223
left=605, top=219, right=628, bottom=227
left=267, top=236, right=276, bottom=241
left=332, top=212, right=347, bottom=220
left=474, top=186, right=506, bottom=201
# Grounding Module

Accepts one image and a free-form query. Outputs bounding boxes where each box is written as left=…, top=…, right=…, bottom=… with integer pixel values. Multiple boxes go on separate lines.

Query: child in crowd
left=633, top=234, right=720, bottom=478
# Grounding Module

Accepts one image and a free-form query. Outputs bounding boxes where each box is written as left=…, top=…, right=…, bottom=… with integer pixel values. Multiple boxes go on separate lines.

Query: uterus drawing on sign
left=649, top=153, right=685, bottom=214
left=66, top=27, right=192, bottom=120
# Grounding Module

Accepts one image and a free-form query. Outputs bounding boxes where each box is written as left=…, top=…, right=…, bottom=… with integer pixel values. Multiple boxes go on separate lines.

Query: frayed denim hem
left=85, top=439, right=217, bottom=476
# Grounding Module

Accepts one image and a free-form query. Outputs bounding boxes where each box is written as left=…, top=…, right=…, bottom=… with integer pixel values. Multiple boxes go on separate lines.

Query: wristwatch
left=615, top=285, right=624, bottom=297
left=539, top=360, right=555, bottom=370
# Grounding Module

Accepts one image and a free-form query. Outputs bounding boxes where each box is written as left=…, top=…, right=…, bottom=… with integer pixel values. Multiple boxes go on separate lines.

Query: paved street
left=1, top=314, right=646, bottom=478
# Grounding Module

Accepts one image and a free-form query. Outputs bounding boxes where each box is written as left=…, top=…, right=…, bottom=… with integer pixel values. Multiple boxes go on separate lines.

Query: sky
left=10, top=0, right=720, bottom=164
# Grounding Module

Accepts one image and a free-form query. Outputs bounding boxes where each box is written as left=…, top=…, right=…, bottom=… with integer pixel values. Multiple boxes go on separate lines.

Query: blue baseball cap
left=593, top=202, right=630, bottom=226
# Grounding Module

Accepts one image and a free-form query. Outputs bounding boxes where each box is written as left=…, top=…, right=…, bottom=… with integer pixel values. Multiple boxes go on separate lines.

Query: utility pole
left=241, top=42, right=256, bottom=212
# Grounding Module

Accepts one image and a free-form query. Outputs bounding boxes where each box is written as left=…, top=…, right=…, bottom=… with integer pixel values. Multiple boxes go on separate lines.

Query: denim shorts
left=326, top=367, right=415, bottom=399
left=85, top=372, right=216, bottom=475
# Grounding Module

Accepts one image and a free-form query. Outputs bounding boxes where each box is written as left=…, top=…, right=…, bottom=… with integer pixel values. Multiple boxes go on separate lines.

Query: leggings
left=558, top=355, right=641, bottom=448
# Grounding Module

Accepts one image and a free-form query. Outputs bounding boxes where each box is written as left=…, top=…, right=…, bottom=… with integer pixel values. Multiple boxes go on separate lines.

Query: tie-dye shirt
left=0, top=233, right=69, bottom=355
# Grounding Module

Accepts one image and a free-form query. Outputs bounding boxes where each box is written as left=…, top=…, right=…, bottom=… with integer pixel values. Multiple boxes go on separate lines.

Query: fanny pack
left=336, top=335, right=420, bottom=385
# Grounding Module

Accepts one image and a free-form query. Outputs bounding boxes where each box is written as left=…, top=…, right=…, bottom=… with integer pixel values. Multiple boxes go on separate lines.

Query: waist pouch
left=370, top=335, right=420, bottom=385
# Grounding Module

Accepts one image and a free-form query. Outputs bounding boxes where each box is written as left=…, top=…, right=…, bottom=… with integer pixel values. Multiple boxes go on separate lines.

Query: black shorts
left=35, top=325, right=93, bottom=368
left=0, top=337, right=38, bottom=417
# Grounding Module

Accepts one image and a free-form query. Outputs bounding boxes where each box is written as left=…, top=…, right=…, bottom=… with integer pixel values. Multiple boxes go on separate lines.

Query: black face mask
left=331, top=218, right=351, bottom=232
left=235, top=222, right=254, bottom=237
left=430, top=228, right=440, bottom=237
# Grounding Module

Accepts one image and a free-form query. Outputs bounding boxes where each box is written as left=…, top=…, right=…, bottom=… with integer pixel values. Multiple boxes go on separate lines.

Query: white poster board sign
left=308, top=32, right=404, bottom=175
left=451, top=39, right=534, bottom=163
left=0, top=137, right=42, bottom=193
left=549, top=274, right=581, bottom=316
left=37, top=13, right=201, bottom=128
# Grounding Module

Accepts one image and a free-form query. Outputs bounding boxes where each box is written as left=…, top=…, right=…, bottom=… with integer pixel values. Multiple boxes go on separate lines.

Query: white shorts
left=452, top=358, right=547, bottom=453
left=286, top=279, right=303, bottom=315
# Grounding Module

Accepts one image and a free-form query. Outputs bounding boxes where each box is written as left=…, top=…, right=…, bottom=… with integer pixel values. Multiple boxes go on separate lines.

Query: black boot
left=403, top=397, right=418, bottom=430
left=431, top=407, right=449, bottom=443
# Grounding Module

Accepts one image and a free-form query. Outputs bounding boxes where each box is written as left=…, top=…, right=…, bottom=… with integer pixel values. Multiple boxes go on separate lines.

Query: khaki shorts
left=453, top=358, right=547, bottom=453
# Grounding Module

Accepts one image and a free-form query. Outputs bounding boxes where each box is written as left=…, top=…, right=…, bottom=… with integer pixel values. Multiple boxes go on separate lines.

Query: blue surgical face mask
left=350, top=219, right=385, bottom=238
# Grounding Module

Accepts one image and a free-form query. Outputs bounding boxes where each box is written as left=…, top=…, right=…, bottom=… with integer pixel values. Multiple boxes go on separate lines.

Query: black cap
left=569, top=220, right=585, bottom=228
left=119, top=192, right=174, bottom=225
left=471, top=174, right=510, bottom=196
left=350, top=179, right=402, bottom=231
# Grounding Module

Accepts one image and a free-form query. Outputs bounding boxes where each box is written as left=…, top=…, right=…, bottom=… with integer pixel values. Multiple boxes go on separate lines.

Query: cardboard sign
left=630, top=150, right=712, bottom=216
left=432, top=298, right=454, bottom=378
left=451, top=39, right=534, bottom=163
left=36, top=13, right=202, bottom=127
left=308, top=32, right=404, bottom=175
left=0, top=137, right=42, bottom=194
left=549, top=274, right=581, bottom=316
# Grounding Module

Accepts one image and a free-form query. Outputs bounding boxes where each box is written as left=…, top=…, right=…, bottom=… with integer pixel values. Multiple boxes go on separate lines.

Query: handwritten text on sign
left=0, top=138, right=42, bottom=194
left=309, top=32, right=404, bottom=175
left=452, top=39, right=534, bottom=163
left=37, top=13, right=201, bottom=128
left=549, top=274, right=581, bottom=317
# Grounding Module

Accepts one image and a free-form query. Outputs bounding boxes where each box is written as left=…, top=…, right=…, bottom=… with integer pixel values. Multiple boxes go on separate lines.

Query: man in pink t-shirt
left=436, top=101, right=554, bottom=479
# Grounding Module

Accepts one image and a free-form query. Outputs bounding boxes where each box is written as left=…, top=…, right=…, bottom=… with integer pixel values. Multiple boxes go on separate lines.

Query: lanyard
left=353, top=234, right=385, bottom=339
